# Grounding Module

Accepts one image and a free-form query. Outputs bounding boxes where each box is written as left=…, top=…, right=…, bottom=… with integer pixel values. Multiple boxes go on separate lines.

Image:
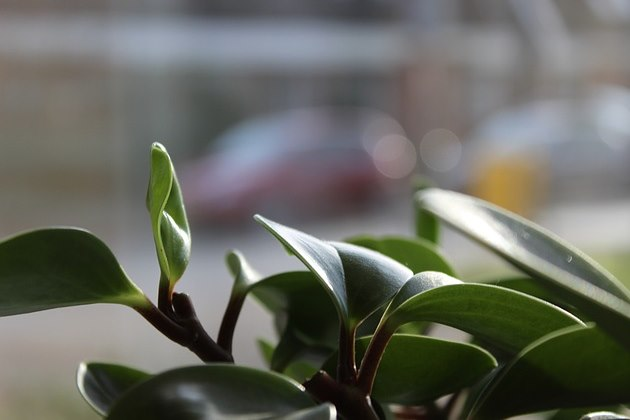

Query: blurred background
left=1, top=1, right=630, bottom=418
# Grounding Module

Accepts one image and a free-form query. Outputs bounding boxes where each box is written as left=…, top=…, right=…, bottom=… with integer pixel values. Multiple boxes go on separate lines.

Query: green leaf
left=416, top=188, right=630, bottom=349
left=252, top=272, right=338, bottom=373
left=415, top=207, right=440, bottom=244
left=580, top=412, right=630, bottom=420
left=371, top=335, right=496, bottom=405
left=549, top=406, right=628, bottom=420
left=326, top=334, right=496, bottom=405
left=0, top=228, right=148, bottom=316
left=257, top=338, right=275, bottom=367
left=270, top=403, right=336, bottom=420
left=471, top=325, right=630, bottom=419
left=107, top=365, right=315, bottom=420
left=226, top=249, right=262, bottom=295
left=382, top=273, right=584, bottom=354
left=346, top=235, right=455, bottom=276
left=490, top=276, right=588, bottom=320
left=146, top=142, right=191, bottom=287
left=330, top=241, right=412, bottom=326
left=412, top=176, right=440, bottom=243
left=254, top=216, right=348, bottom=326
left=255, top=216, right=412, bottom=329
left=77, top=362, right=150, bottom=416
left=253, top=272, right=338, bottom=348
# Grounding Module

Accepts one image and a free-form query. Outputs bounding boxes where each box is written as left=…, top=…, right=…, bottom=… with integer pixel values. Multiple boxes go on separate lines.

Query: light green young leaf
left=0, top=228, right=148, bottom=316
left=107, top=365, right=315, bottom=420
left=471, top=325, right=630, bottom=419
left=416, top=188, right=630, bottom=349
left=146, top=142, right=191, bottom=287
left=77, top=362, right=151, bottom=416
left=346, top=235, right=455, bottom=276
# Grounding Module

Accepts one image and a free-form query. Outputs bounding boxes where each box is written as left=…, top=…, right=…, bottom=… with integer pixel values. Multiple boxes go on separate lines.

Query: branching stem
left=357, top=326, right=393, bottom=394
left=337, top=325, right=358, bottom=385
left=217, top=291, right=247, bottom=354
left=135, top=294, right=233, bottom=363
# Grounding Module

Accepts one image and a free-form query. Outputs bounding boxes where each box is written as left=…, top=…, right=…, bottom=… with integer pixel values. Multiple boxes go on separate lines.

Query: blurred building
left=0, top=0, right=629, bottom=233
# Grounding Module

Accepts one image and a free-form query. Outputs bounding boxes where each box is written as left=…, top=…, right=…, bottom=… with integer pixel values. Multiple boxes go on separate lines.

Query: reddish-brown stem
left=157, top=273, right=174, bottom=315
left=357, top=326, right=393, bottom=395
left=217, top=291, right=247, bottom=354
left=135, top=294, right=233, bottom=363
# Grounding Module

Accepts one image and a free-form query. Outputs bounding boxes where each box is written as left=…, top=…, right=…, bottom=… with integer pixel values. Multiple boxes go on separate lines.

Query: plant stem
left=157, top=272, right=173, bottom=315
left=217, top=290, right=247, bottom=354
left=357, top=326, right=393, bottom=395
left=135, top=294, right=233, bottom=363
left=303, top=371, right=378, bottom=420
left=337, top=325, right=358, bottom=384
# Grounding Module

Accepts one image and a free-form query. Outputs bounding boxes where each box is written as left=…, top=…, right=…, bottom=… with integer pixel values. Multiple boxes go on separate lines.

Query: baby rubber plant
left=0, top=142, right=629, bottom=419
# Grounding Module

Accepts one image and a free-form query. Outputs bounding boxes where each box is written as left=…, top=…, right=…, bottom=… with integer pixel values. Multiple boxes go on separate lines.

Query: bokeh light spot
left=372, top=134, right=417, bottom=179
left=419, top=128, right=462, bottom=172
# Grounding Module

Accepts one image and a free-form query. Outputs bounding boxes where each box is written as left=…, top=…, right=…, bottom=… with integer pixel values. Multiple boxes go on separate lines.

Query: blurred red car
left=180, top=107, right=408, bottom=224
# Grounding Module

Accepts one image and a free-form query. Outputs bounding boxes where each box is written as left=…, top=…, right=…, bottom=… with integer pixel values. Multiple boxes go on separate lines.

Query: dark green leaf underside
left=77, top=362, right=151, bottom=416
left=107, top=365, right=315, bottom=420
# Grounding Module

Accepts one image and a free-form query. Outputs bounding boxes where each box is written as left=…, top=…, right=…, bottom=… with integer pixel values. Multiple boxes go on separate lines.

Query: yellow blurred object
left=469, top=153, right=548, bottom=217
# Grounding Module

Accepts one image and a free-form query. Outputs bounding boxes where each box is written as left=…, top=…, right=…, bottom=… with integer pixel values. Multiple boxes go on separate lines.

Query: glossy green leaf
left=549, top=407, right=629, bottom=420
left=107, top=365, right=315, bottom=420
left=146, top=142, right=191, bottom=287
left=255, top=216, right=412, bottom=329
left=77, top=362, right=150, bottom=416
left=252, top=272, right=338, bottom=372
left=381, top=273, right=584, bottom=354
left=0, top=228, right=148, bottom=316
left=369, top=335, right=496, bottom=405
left=324, top=334, right=496, bottom=405
left=580, top=412, right=630, bottom=420
left=346, top=235, right=455, bottom=276
left=253, top=272, right=338, bottom=348
left=271, top=404, right=337, bottom=420
left=255, top=216, right=348, bottom=325
left=472, top=325, right=630, bottom=419
left=330, top=241, right=412, bottom=326
left=491, top=276, right=588, bottom=320
left=416, top=188, right=630, bottom=349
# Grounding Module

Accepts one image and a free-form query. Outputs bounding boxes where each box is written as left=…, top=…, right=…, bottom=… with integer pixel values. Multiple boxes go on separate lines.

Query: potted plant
left=0, top=143, right=628, bottom=419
